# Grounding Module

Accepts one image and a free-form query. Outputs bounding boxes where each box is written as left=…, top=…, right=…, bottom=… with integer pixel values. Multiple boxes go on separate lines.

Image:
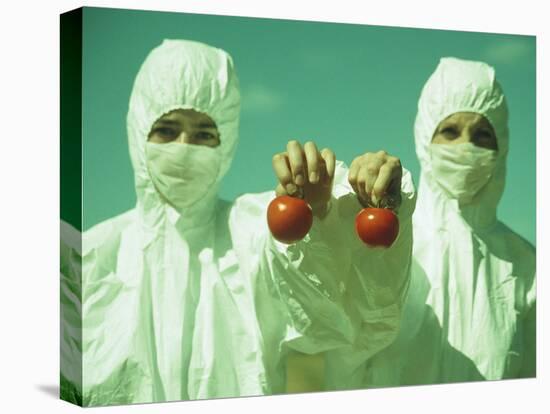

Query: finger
left=387, top=159, right=403, bottom=203
left=373, top=158, right=402, bottom=208
left=372, top=163, right=394, bottom=199
left=275, top=182, right=287, bottom=197
left=287, top=140, right=305, bottom=186
left=364, top=156, right=385, bottom=201
left=356, top=164, right=370, bottom=203
left=304, top=141, right=320, bottom=184
left=272, top=152, right=297, bottom=195
left=348, top=157, right=361, bottom=194
left=320, top=148, right=336, bottom=183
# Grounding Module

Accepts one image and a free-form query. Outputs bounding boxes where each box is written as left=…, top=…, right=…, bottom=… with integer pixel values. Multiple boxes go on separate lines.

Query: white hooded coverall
left=60, top=39, right=416, bottom=406
left=365, top=57, right=536, bottom=387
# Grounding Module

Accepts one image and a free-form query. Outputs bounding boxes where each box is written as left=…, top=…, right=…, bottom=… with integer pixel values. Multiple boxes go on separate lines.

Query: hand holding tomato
left=272, top=140, right=336, bottom=217
left=348, top=150, right=402, bottom=210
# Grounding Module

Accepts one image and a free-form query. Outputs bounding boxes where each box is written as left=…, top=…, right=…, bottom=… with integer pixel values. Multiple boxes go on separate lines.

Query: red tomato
left=355, top=208, right=399, bottom=247
left=267, top=195, right=313, bottom=244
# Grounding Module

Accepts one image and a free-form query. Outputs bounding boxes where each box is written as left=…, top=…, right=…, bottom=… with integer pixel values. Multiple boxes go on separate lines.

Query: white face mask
left=429, top=142, right=497, bottom=205
left=145, top=142, right=220, bottom=210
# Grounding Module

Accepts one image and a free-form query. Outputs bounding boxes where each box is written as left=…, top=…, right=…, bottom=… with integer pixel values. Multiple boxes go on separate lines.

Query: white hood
left=414, top=57, right=509, bottom=229
left=126, top=39, right=240, bottom=236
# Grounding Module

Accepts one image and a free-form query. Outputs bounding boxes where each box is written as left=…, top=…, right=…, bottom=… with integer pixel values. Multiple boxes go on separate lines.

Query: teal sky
left=81, top=7, right=536, bottom=245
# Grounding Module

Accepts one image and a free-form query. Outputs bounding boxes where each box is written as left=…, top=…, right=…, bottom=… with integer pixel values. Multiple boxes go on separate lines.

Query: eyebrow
left=195, top=121, right=218, bottom=129
left=154, top=119, right=180, bottom=127
left=154, top=119, right=217, bottom=129
left=439, top=122, right=457, bottom=129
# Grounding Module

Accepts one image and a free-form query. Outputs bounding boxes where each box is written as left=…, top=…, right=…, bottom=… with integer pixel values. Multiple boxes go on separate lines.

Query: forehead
left=439, top=112, right=491, bottom=128
left=155, top=108, right=217, bottom=127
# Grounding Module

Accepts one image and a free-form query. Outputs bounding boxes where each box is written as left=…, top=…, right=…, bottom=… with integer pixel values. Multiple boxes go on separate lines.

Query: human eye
left=440, top=127, right=458, bottom=138
left=476, top=129, right=493, bottom=139
left=194, top=131, right=218, bottom=141
left=152, top=126, right=179, bottom=141
left=474, top=129, right=497, bottom=148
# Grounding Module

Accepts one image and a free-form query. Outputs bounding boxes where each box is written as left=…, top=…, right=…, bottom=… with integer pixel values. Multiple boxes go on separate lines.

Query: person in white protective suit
left=364, top=57, right=536, bottom=387
left=60, top=39, right=417, bottom=406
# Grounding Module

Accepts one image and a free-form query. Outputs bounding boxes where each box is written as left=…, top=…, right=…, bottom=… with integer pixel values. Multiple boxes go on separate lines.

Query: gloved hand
left=272, top=140, right=336, bottom=217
